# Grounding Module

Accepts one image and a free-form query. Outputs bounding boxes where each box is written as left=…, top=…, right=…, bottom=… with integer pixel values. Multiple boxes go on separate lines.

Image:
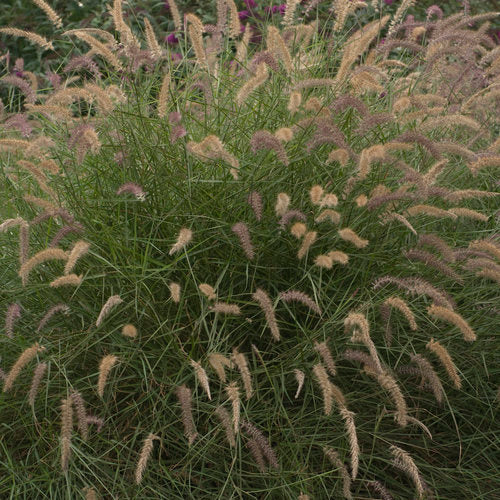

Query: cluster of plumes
left=0, top=1, right=499, bottom=498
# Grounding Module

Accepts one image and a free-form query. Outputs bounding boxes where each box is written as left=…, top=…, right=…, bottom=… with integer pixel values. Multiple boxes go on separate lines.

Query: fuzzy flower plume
left=169, top=228, right=193, bottom=255
left=5, top=303, right=21, bottom=339
left=247, top=191, right=263, bottom=221
left=143, top=17, right=161, bottom=59
left=404, top=249, right=463, bottom=283
left=250, top=130, right=289, bottom=166
left=279, top=210, right=307, bottom=229
left=366, top=481, right=394, bottom=500
left=280, top=290, right=321, bottom=315
left=37, top=304, right=69, bottom=332
left=232, top=348, right=253, bottom=400
left=187, top=135, right=239, bottom=175
left=338, top=228, right=368, bottom=249
left=214, top=406, right=236, bottom=447
left=297, top=231, right=317, bottom=259
left=210, top=302, right=241, bottom=315
left=117, top=182, right=146, bottom=201
left=19, top=248, right=68, bottom=286
left=469, top=239, right=500, bottom=261
left=64, top=240, right=90, bottom=275
left=96, top=295, right=123, bottom=327
left=168, top=282, right=181, bottom=303
left=312, top=363, right=346, bottom=415
left=335, top=15, right=390, bottom=84
left=50, top=274, right=82, bottom=288
left=373, top=276, right=455, bottom=310
left=345, top=144, right=386, bottom=194
left=157, top=71, right=171, bottom=119
left=241, top=420, right=279, bottom=470
left=3, top=343, right=45, bottom=392
left=314, top=341, right=336, bottom=376
left=275, top=127, right=293, bottom=142
left=326, top=148, right=350, bottom=166
left=166, top=0, right=182, bottom=31
left=291, top=222, right=307, bottom=238
left=0, top=217, right=25, bottom=233
left=427, top=305, right=476, bottom=342
left=190, top=360, right=211, bottom=400
left=382, top=296, right=418, bottom=332
left=225, top=382, right=240, bottom=433
left=417, top=234, right=455, bottom=263
left=287, top=91, right=302, bottom=113
left=294, top=369, right=305, bottom=399
left=323, top=447, right=352, bottom=500
left=32, top=0, right=62, bottom=28
left=0, top=27, right=53, bottom=50
left=4, top=76, right=35, bottom=103
left=236, top=62, right=269, bottom=106
left=49, top=224, right=84, bottom=248
left=379, top=212, right=417, bottom=236
left=376, top=371, right=408, bottom=427
left=310, top=185, right=324, bottom=205
left=252, top=288, right=280, bottom=341
left=343, top=349, right=379, bottom=375
left=344, top=312, right=383, bottom=374
left=232, top=222, right=255, bottom=260
left=468, top=155, right=500, bottom=176
left=135, top=433, right=160, bottom=484
left=410, top=353, right=445, bottom=404
left=275, top=192, right=290, bottom=217
left=60, top=397, right=73, bottom=472
left=199, top=283, right=216, bottom=300
left=209, top=353, right=233, bottom=383
left=426, top=339, right=461, bottom=389
left=122, top=324, right=137, bottom=338
left=315, top=209, right=341, bottom=224
left=28, top=362, right=47, bottom=408
left=246, top=438, right=266, bottom=473
left=266, top=25, right=292, bottom=73
left=339, top=406, right=359, bottom=480
left=70, top=390, right=88, bottom=440
left=390, top=445, right=425, bottom=499
left=314, top=254, right=333, bottom=269
left=186, top=13, right=206, bottom=67
left=175, top=384, right=198, bottom=445
left=97, top=354, right=118, bottom=397
left=282, top=0, right=300, bottom=28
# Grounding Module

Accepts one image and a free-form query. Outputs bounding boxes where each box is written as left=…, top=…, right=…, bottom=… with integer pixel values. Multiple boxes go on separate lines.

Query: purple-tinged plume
left=117, top=182, right=146, bottom=201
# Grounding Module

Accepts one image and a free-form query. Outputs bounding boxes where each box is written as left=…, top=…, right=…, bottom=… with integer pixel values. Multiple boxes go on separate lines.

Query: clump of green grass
left=0, top=1, right=499, bottom=498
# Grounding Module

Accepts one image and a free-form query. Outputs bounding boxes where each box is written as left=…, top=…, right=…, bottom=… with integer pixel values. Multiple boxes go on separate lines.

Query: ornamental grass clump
left=0, top=0, right=498, bottom=498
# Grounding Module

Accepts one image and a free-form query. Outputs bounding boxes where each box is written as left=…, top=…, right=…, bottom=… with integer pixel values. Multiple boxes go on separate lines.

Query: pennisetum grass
left=0, top=0, right=498, bottom=497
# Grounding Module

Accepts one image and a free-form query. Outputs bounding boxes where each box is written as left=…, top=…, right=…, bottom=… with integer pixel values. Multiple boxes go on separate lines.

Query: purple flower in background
left=238, top=10, right=250, bottom=20
left=166, top=33, right=179, bottom=45
left=265, top=4, right=286, bottom=15
left=384, top=0, right=394, bottom=5
left=244, top=0, right=257, bottom=8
